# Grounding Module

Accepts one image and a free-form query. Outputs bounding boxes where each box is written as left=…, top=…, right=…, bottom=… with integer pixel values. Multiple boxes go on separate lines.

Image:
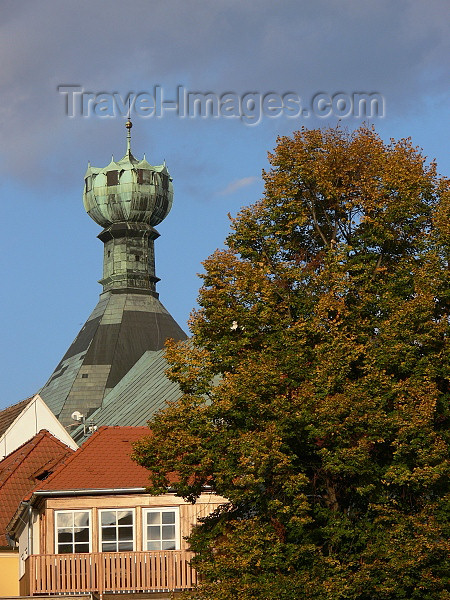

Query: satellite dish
left=71, top=411, right=84, bottom=422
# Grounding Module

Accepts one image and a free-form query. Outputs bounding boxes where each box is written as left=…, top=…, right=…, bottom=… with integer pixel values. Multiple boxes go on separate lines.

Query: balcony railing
left=25, top=550, right=198, bottom=595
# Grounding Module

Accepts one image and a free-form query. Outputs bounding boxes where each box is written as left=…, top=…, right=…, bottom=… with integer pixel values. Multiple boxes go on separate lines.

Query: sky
left=0, top=0, right=449, bottom=410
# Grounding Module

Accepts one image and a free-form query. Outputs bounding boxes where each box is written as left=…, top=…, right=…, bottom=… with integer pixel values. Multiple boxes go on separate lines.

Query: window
left=85, top=176, right=92, bottom=192
left=160, top=173, right=169, bottom=190
left=137, top=169, right=152, bottom=184
left=106, top=170, right=119, bottom=186
left=100, top=509, right=134, bottom=552
left=143, top=508, right=179, bottom=551
left=55, top=511, right=90, bottom=554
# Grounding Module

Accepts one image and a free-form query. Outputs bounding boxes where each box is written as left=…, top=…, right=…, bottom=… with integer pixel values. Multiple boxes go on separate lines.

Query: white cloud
left=218, top=176, right=258, bottom=196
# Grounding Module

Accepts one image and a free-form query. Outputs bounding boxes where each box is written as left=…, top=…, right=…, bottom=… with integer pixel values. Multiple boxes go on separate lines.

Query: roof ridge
left=1, top=396, right=34, bottom=411
left=0, top=396, right=35, bottom=436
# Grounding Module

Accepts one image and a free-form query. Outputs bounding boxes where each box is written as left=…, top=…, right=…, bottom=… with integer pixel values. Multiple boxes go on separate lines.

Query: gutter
left=32, top=487, right=148, bottom=496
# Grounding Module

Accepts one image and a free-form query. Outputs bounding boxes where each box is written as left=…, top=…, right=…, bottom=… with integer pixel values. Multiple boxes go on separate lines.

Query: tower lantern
left=83, top=120, right=173, bottom=296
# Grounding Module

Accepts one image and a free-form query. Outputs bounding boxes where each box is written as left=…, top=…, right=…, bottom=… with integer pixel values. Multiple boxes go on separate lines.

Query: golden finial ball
left=125, top=120, right=133, bottom=129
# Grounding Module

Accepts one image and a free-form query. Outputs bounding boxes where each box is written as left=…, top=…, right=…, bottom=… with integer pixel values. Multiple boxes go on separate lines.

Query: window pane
left=102, top=542, right=117, bottom=552
left=118, top=527, right=133, bottom=541
left=148, top=526, right=160, bottom=541
left=57, top=513, right=72, bottom=528
left=118, top=541, right=133, bottom=551
left=147, top=541, right=160, bottom=551
left=162, top=512, right=175, bottom=524
left=162, top=525, right=175, bottom=540
left=74, top=512, right=90, bottom=528
left=162, top=541, right=176, bottom=550
left=58, top=544, right=73, bottom=554
left=118, top=511, right=133, bottom=526
left=102, top=527, right=117, bottom=541
left=101, top=511, right=116, bottom=526
left=58, top=529, right=72, bottom=543
left=75, top=528, right=89, bottom=542
left=147, top=512, right=160, bottom=525
left=75, top=543, right=89, bottom=553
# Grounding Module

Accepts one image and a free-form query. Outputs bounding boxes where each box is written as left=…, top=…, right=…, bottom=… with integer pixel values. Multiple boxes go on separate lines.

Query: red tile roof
left=0, top=431, right=74, bottom=547
left=36, top=426, right=153, bottom=492
left=0, top=397, right=34, bottom=437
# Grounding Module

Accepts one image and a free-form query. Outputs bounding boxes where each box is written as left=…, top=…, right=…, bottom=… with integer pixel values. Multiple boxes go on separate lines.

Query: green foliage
left=133, top=126, right=449, bottom=599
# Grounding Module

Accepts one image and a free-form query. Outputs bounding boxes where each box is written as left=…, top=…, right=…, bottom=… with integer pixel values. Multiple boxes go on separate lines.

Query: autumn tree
left=133, top=126, right=449, bottom=600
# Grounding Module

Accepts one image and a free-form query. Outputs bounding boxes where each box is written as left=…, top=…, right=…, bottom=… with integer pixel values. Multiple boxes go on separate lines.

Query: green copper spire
left=39, top=124, right=186, bottom=427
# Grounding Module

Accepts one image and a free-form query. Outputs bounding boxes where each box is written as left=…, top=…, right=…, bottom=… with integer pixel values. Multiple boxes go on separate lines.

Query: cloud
left=218, top=176, right=259, bottom=196
left=0, top=0, right=448, bottom=186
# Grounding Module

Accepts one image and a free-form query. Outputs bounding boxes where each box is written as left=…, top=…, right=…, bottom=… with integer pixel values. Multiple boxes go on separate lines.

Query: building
left=39, top=120, right=187, bottom=429
left=8, top=426, right=226, bottom=599
left=0, top=430, right=75, bottom=596
left=0, top=395, right=77, bottom=460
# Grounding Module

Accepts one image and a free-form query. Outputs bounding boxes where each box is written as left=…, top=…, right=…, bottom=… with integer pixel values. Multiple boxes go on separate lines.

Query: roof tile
left=37, top=426, right=153, bottom=492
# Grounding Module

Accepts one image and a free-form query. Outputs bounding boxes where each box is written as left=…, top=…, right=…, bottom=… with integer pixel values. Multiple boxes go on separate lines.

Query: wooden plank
left=46, top=554, right=52, bottom=593
left=165, top=552, right=171, bottom=589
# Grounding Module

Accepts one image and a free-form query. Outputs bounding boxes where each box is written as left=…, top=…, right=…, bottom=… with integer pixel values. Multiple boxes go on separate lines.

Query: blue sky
left=0, top=0, right=449, bottom=410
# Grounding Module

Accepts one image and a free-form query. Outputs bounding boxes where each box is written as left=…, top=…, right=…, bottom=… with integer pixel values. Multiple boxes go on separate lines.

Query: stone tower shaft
left=98, top=222, right=160, bottom=295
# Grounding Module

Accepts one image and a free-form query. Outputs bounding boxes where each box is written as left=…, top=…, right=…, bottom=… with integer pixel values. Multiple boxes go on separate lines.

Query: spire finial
left=125, top=99, right=132, bottom=154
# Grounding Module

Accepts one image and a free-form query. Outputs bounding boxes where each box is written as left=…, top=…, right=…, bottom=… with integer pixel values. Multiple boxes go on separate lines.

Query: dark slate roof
left=72, top=348, right=182, bottom=443
left=39, top=291, right=186, bottom=427
left=0, top=397, right=33, bottom=437
left=0, top=431, right=74, bottom=547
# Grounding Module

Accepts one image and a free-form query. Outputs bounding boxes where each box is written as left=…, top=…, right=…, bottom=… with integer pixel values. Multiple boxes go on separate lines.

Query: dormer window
left=107, top=170, right=119, bottom=186
left=85, top=176, right=92, bottom=192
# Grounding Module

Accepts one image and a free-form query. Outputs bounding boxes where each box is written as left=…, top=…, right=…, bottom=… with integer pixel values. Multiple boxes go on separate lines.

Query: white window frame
left=54, top=509, right=91, bottom=554
left=98, top=508, right=135, bottom=552
left=143, top=507, right=180, bottom=551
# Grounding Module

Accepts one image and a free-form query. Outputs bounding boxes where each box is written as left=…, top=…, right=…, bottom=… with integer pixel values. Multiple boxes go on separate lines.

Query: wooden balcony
left=24, top=550, right=198, bottom=595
